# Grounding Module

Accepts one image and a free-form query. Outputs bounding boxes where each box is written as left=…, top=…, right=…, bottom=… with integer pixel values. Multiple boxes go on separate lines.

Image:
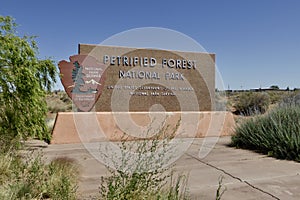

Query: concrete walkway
left=39, top=137, right=300, bottom=200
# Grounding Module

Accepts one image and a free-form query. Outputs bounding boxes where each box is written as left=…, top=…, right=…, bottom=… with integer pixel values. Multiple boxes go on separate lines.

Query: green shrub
left=231, top=105, right=300, bottom=161
left=233, top=92, right=270, bottom=116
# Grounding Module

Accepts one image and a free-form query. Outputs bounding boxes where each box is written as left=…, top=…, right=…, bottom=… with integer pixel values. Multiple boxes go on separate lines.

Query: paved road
left=37, top=137, right=300, bottom=199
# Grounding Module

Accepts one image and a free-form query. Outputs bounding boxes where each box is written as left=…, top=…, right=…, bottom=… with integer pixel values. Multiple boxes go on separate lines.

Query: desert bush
left=0, top=149, right=78, bottom=200
left=46, top=92, right=73, bottom=113
left=279, top=92, right=300, bottom=107
left=60, top=93, right=72, bottom=104
left=99, top=120, right=190, bottom=200
left=48, top=105, right=67, bottom=113
left=231, top=105, right=300, bottom=162
left=100, top=169, right=189, bottom=200
left=267, top=91, right=286, bottom=104
left=233, top=92, right=270, bottom=115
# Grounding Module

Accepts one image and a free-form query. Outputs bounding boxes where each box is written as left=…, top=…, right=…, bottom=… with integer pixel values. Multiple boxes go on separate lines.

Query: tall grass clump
left=231, top=105, right=300, bottom=161
left=0, top=148, right=78, bottom=200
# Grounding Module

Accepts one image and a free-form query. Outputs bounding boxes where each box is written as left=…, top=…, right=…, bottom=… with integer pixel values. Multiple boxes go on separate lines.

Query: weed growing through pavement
left=98, top=118, right=191, bottom=199
left=216, top=175, right=226, bottom=200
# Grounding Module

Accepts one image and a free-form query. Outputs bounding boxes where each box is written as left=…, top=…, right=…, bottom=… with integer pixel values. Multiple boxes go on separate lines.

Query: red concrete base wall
left=51, top=112, right=236, bottom=144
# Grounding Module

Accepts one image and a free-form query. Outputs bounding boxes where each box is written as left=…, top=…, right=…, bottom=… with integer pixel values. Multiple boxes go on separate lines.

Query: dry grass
left=0, top=149, right=78, bottom=199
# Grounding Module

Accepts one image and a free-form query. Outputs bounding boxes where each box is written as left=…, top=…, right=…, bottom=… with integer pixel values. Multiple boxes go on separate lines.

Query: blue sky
left=1, top=0, right=300, bottom=90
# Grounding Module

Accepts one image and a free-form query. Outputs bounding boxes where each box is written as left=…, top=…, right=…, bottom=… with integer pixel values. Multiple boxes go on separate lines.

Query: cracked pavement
left=40, top=137, right=300, bottom=199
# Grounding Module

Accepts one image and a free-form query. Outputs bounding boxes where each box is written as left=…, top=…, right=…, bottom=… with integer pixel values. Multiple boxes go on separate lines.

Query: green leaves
left=0, top=15, right=57, bottom=143
left=0, top=16, right=17, bottom=34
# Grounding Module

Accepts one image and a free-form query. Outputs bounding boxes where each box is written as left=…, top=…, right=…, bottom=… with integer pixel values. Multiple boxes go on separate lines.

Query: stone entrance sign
left=59, top=44, right=215, bottom=112
left=53, top=44, right=236, bottom=145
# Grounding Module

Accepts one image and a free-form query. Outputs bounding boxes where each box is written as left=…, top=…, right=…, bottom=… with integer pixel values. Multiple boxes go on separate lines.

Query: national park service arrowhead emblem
left=58, top=55, right=106, bottom=112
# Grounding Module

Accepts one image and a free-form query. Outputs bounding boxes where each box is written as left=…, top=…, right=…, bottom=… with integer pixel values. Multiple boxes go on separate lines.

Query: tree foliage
left=269, top=85, right=279, bottom=90
left=0, top=16, right=57, bottom=143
